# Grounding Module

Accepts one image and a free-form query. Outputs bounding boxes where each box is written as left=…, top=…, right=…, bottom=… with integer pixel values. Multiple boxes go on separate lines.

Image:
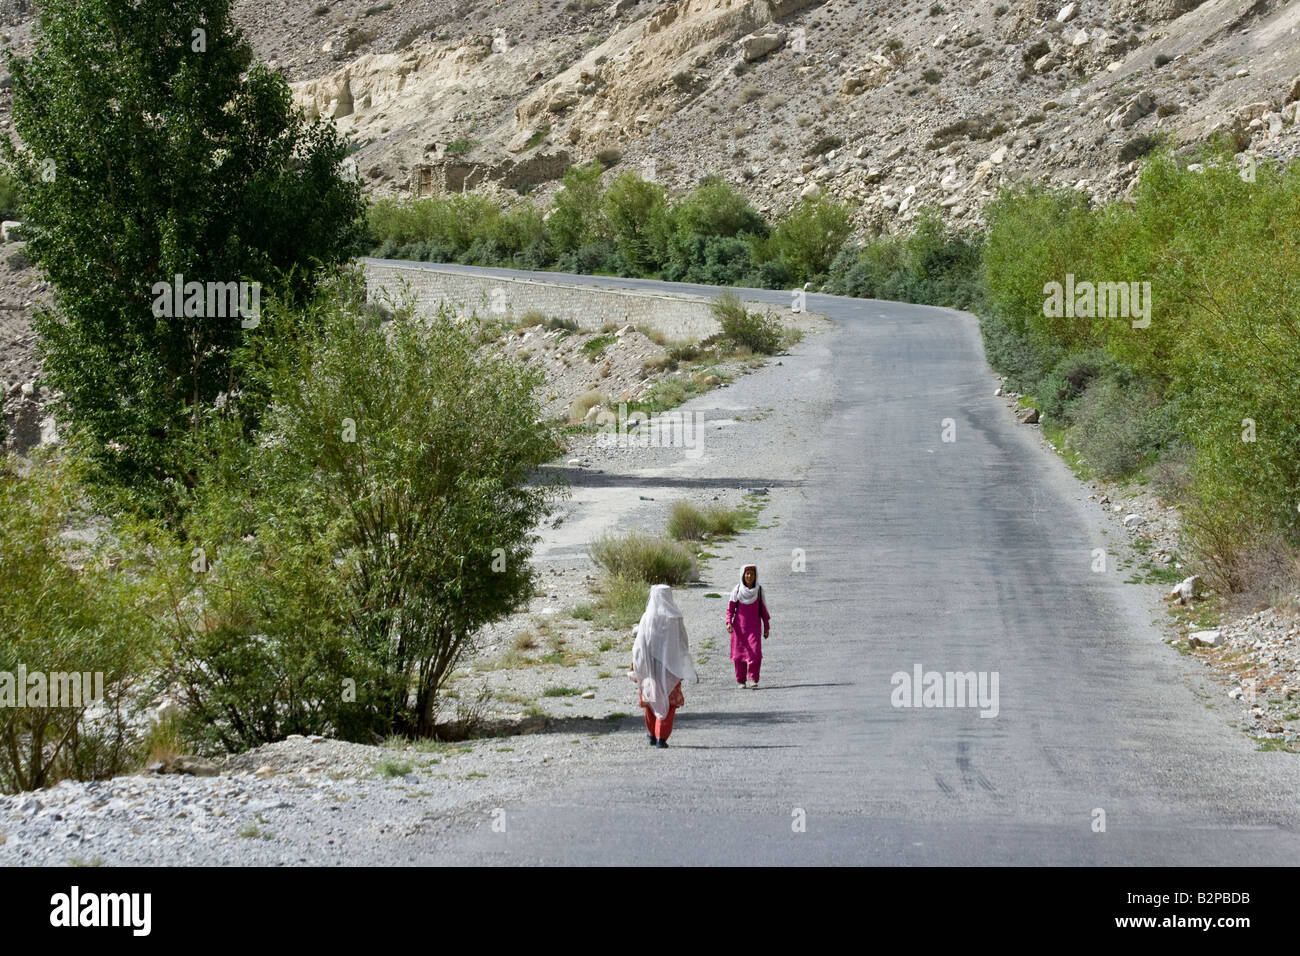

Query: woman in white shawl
left=629, top=584, right=697, bottom=749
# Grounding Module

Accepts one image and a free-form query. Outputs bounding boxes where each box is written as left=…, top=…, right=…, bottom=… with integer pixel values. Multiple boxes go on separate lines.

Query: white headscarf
left=632, top=584, right=697, bottom=719
left=729, top=564, right=764, bottom=607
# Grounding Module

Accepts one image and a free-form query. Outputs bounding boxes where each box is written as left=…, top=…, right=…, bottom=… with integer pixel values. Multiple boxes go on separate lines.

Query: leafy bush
left=768, top=195, right=853, bottom=281
left=1034, top=348, right=1108, bottom=422
left=255, top=283, right=564, bottom=736
left=712, top=291, right=782, bottom=355
left=590, top=533, right=698, bottom=585
left=667, top=501, right=750, bottom=540
left=1067, top=374, right=1172, bottom=478
left=0, top=452, right=153, bottom=792
left=826, top=209, right=984, bottom=310
left=141, top=429, right=358, bottom=752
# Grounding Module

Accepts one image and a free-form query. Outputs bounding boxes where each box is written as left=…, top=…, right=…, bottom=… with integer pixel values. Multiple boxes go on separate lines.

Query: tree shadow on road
left=539, top=466, right=804, bottom=490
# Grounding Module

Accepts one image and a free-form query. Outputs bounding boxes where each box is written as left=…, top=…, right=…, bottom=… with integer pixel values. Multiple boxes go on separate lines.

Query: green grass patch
left=375, top=757, right=415, bottom=777
left=667, top=500, right=756, bottom=541
left=591, top=532, right=698, bottom=585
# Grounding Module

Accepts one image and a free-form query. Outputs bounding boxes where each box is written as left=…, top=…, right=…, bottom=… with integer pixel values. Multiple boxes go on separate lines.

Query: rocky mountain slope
left=3, top=0, right=1300, bottom=445
left=270, top=0, right=1300, bottom=227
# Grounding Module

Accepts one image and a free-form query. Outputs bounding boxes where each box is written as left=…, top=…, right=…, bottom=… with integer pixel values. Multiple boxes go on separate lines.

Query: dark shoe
left=648, top=735, right=658, bottom=746
left=656, top=739, right=669, bottom=749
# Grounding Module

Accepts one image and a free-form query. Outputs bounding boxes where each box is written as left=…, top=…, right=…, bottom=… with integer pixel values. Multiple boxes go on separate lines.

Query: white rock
left=580, top=690, right=596, bottom=699
left=990, top=145, right=1008, bottom=164
left=1189, top=630, right=1223, bottom=648
left=739, top=30, right=786, bottom=62
left=1056, top=2, right=1077, bottom=22
left=1168, top=575, right=1199, bottom=604
left=1122, top=513, right=1145, bottom=529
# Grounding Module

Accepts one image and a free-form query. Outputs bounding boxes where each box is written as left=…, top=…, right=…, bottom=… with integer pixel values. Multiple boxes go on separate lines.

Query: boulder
left=547, top=88, right=580, bottom=112
left=1188, top=629, right=1223, bottom=648
left=1112, top=92, right=1155, bottom=129
left=1168, top=575, right=1200, bottom=604
left=1122, top=513, right=1145, bottom=530
left=740, top=30, right=786, bottom=62
left=1015, top=406, right=1040, bottom=424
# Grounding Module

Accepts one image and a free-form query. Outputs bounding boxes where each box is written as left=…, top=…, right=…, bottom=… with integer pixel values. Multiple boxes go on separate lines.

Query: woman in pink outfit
left=726, top=564, right=770, bottom=688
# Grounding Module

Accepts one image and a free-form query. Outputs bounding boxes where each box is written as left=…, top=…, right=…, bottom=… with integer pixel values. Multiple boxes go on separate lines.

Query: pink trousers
left=734, top=658, right=761, bottom=684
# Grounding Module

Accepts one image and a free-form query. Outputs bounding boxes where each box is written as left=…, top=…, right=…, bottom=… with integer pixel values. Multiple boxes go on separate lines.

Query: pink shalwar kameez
left=727, top=585, right=769, bottom=685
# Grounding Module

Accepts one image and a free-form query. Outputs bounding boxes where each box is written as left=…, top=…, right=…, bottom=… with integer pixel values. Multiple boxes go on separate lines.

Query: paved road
left=369, top=261, right=1300, bottom=865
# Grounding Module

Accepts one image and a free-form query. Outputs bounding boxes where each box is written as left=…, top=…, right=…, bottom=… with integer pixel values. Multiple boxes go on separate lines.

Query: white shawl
left=632, top=585, right=697, bottom=719
left=729, top=564, right=765, bottom=608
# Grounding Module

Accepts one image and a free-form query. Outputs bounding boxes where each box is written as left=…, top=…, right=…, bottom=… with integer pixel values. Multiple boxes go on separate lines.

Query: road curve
left=366, top=261, right=1300, bottom=866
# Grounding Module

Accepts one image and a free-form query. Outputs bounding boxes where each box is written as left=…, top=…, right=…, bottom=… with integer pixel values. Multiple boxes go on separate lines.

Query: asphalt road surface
left=371, top=261, right=1300, bottom=866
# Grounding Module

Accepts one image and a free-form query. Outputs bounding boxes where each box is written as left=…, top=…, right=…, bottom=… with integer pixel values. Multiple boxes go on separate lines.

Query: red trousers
left=643, top=703, right=677, bottom=741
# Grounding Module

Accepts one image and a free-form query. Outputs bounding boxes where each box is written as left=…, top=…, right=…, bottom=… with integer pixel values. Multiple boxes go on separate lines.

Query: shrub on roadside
left=0, top=451, right=153, bottom=792
left=667, top=500, right=751, bottom=541
left=712, top=291, right=782, bottom=355
left=590, top=532, right=698, bottom=585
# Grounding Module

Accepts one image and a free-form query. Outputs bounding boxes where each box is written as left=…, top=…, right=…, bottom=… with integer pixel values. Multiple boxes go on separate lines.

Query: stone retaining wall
left=362, top=260, right=724, bottom=341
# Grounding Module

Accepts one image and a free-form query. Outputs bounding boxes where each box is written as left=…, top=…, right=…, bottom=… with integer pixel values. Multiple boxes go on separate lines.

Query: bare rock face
left=1109, top=91, right=1156, bottom=129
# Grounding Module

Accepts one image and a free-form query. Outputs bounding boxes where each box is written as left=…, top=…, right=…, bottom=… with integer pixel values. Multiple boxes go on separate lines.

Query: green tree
left=602, top=171, right=670, bottom=274
left=4, top=0, right=363, bottom=497
left=258, top=281, right=565, bottom=736
left=769, top=194, right=853, bottom=280
left=548, top=162, right=610, bottom=256
left=662, top=176, right=767, bottom=282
